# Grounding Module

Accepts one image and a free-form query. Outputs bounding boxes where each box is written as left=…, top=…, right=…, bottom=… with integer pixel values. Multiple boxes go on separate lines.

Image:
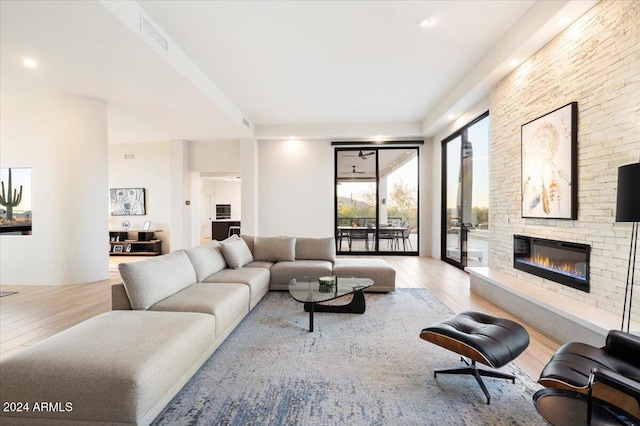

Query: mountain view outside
left=337, top=151, right=418, bottom=253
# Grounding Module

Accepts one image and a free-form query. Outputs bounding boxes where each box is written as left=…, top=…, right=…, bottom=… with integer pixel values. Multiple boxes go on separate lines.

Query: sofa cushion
left=220, top=236, right=254, bottom=269
left=203, top=267, right=270, bottom=309
left=185, top=241, right=227, bottom=282
left=332, top=258, right=396, bottom=292
left=295, top=237, right=336, bottom=262
left=240, top=234, right=255, bottom=254
left=269, top=260, right=333, bottom=290
left=0, top=311, right=216, bottom=425
left=149, top=283, right=250, bottom=338
left=118, top=250, right=197, bottom=310
left=254, top=236, right=296, bottom=262
left=245, top=260, right=275, bottom=269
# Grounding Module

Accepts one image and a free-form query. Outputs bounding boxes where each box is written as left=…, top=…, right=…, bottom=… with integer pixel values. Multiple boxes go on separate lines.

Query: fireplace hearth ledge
left=467, top=267, right=639, bottom=346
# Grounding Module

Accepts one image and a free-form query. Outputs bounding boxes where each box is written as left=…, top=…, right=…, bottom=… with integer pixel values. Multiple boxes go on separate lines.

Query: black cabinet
left=211, top=221, right=240, bottom=241
left=109, top=230, right=162, bottom=256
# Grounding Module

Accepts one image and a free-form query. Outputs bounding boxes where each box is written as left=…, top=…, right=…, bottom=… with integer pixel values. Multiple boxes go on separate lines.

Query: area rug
left=153, top=289, right=544, bottom=425
left=0, top=291, right=18, bottom=298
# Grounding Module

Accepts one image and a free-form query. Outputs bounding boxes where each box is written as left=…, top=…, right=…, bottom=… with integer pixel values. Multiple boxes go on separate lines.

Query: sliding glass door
left=336, top=147, right=419, bottom=255
left=442, top=113, right=489, bottom=268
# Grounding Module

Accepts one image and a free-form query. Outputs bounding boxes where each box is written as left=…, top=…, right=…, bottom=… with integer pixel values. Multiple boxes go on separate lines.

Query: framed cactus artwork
left=0, top=167, right=32, bottom=235
left=110, top=188, right=146, bottom=216
left=521, top=102, right=578, bottom=220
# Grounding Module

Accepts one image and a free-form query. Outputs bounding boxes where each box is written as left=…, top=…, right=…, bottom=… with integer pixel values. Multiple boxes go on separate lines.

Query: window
left=441, top=112, right=489, bottom=268
left=335, top=145, right=420, bottom=254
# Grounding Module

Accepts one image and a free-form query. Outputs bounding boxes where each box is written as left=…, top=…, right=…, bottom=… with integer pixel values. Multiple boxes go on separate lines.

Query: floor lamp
left=616, top=162, right=640, bottom=333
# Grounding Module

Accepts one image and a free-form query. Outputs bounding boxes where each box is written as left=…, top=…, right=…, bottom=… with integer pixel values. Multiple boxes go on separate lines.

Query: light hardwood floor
left=0, top=256, right=560, bottom=380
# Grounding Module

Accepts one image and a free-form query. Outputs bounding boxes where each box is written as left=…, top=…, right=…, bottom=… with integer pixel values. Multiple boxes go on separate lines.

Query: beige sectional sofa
left=0, top=235, right=395, bottom=425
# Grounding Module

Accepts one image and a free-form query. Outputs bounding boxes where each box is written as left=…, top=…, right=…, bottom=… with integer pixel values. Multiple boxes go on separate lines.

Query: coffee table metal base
left=303, top=288, right=366, bottom=332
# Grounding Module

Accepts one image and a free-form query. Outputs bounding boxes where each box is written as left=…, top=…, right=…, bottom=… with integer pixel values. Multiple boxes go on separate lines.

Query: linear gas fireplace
left=513, top=235, right=590, bottom=292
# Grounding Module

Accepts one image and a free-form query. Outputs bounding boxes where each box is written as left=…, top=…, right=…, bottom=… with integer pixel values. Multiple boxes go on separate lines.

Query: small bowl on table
left=318, top=276, right=336, bottom=287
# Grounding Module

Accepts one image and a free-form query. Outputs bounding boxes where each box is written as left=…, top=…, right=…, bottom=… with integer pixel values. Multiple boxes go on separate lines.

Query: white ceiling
left=0, top=1, right=597, bottom=144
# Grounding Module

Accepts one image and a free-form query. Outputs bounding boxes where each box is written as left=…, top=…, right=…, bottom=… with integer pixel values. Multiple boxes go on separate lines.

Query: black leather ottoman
left=420, top=310, right=530, bottom=404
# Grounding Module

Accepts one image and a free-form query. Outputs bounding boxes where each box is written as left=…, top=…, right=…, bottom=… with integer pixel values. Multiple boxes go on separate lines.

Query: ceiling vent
left=242, top=117, right=252, bottom=130
left=124, top=154, right=135, bottom=160
left=140, top=15, right=168, bottom=53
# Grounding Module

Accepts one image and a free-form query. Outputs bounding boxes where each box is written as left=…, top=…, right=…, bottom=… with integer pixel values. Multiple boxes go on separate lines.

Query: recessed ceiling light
left=557, top=17, right=571, bottom=27
left=22, top=57, right=38, bottom=69
left=509, top=59, right=520, bottom=67
left=447, top=114, right=456, bottom=120
left=417, top=18, right=432, bottom=28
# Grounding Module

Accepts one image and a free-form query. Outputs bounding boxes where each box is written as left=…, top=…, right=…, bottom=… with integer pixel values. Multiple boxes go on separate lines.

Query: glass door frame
left=333, top=142, right=422, bottom=256
left=441, top=112, right=489, bottom=269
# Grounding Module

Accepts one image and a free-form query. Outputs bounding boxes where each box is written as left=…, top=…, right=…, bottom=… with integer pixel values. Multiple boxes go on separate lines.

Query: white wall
left=108, top=143, right=172, bottom=252
left=257, top=139, right=334, bottom=237
left=256, top=138, right=432, bottom=255
left=169, top=140, right=191, bottom=249
left=418, top=140, right=434, bottom=257
left=241, top=138, right=259, bottom=235
left=1, top=94, right=109, bottom=285
left=207, top=181, right=242, bottom=220
left=189, top=140, right=240, bottom=172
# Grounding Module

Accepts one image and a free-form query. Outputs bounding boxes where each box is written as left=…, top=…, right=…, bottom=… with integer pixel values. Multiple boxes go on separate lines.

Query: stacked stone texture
left=489, top=0, right=640, bottom=322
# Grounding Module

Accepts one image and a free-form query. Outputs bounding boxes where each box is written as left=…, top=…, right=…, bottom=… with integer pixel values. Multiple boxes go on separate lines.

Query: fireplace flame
left=530, top=254, right=578, bottom=275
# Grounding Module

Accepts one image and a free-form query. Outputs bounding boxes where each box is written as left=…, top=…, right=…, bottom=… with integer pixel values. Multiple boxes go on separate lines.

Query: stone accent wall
left=489, top=0, right=640, bottom=322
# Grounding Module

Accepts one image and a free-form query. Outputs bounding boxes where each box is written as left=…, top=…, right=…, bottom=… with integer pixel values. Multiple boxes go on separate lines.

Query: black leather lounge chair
left=538, top=330, right=640, bottom=420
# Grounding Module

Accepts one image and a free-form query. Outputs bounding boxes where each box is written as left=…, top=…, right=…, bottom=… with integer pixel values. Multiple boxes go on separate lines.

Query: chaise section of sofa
left=332, top=258, right=395, bottom=292
left=0, top=310, right=217, bottom=426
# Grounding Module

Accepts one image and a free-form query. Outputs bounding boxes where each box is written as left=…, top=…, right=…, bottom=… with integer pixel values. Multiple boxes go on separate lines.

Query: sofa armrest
left=606, top=330, right=640, bottom=367
left=111, top=283, right=133, bottom=310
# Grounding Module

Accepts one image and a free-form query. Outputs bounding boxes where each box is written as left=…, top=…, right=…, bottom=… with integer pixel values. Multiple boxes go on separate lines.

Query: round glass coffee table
left=288, top=276, right=373, bottom=332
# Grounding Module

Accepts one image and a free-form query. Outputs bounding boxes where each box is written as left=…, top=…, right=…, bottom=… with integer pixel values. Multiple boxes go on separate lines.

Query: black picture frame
left=521, top=102, right=577, bottom=219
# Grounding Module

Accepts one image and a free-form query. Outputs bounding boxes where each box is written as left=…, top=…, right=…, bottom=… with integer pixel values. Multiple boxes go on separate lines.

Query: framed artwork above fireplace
left=521, top=102, right=577, bottom=219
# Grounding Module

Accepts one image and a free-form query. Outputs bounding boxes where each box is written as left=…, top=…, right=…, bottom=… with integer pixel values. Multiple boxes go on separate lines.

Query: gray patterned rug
left=153, top=289, right=545, bottom=425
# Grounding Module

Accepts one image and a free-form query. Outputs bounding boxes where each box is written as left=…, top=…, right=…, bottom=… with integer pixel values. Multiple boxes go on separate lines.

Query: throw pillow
left=184, top=241, right=227, bottom=282
left=254, top=236, right=296, bottom=262
left=220, top=237, right=254, bottom=269
left=240, top=234, right=255, bottom=254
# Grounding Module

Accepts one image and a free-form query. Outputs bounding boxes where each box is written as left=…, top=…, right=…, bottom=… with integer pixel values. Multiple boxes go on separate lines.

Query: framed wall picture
left=521, top=102, right=577, bottom=219
left=110, top=188, right=146, bottom=216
